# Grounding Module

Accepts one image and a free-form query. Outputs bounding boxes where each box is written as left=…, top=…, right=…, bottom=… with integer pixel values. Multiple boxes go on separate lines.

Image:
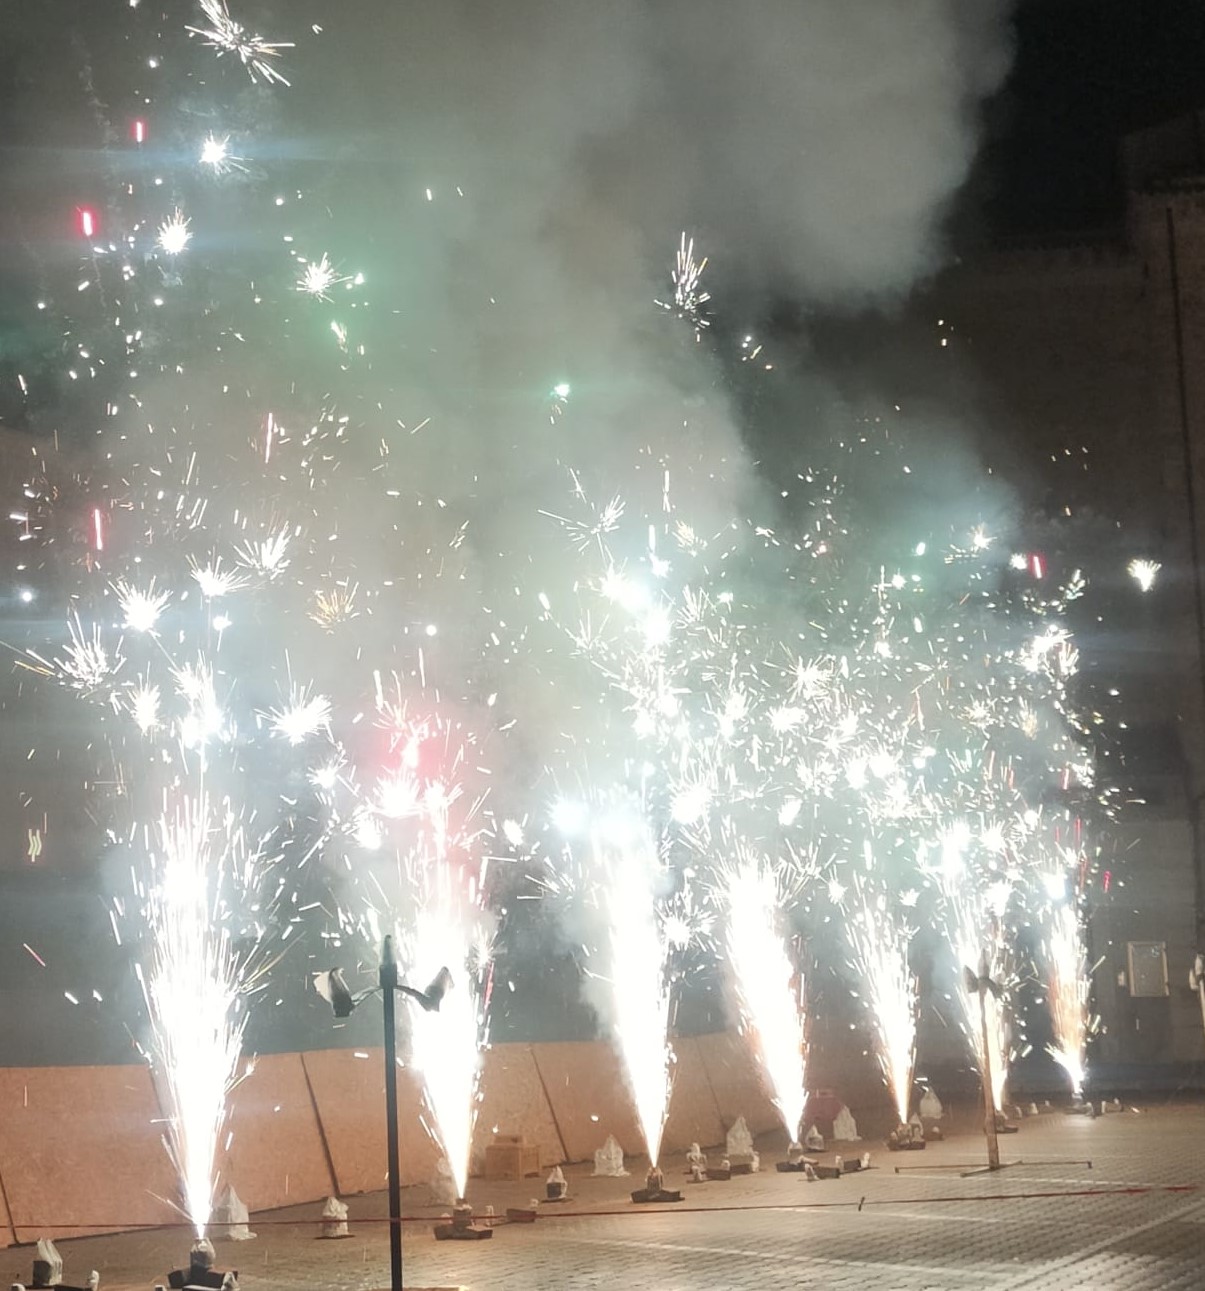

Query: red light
left=132, top=119, right=147, bottom=144
left=1030, top=553, right=1045, bottom=580
left=1102, top=870, right=1112, bottom=893
left=78, top=207, right=97, bottom=239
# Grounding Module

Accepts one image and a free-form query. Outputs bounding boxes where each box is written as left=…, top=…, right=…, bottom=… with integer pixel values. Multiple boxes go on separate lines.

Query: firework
left=296, top=253, right=350, bottom=300
left=721, top=855, right=806, bottom=1144
left=406, top=874, right=492, bottom=1198
left=945, top=893, right=1015, bottom=1112
left=1044, top=901, right=1095, bottom=1098
left=844, top=878, right=917, bottom=1124
left=198, top=133, right=249, bottom=175
left=138, top=795, right=257, bottom=1237
left=331, top=707, right=494, bottom=1196
left=656, top=232, right=711, bottom=334
left=115, top=580, right=171, bottom=635
left=1127, top=558, right=1160, bottom=593
left=596, top=814, right=675, bottom=1167
left=157, top=209, right=193, bottom=256
left=267, top=685, right=332, bottom=746
left=187, top=0, right=293, bottom=86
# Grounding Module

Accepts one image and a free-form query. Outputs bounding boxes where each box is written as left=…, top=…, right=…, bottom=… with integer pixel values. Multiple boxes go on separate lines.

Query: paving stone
left=4, top=1101, right=1202, bottom=1289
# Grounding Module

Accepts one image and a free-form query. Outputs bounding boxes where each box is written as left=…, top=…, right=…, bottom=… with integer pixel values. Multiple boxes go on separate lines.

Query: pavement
left=6, top=1098, right=1205, bottom=1290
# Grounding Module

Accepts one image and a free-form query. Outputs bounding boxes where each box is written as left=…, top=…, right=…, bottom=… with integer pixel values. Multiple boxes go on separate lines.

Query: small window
left=1127, top=941, right=1169, bottom=997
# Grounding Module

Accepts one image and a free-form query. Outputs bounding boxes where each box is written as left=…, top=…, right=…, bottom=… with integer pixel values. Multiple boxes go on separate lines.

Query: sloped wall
left=0, top=1030, right=781, bottom=1237
left=0, top=1065, right=178, bottom=1242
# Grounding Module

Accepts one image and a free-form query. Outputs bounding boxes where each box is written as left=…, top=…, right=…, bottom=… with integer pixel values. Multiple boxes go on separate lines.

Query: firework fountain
left=544, top=795, right=678, bottom=1169
left=333, top=706, right=495, bottom=1198
left=1043, top=899, right=1095, bottom=1099
left=595, top=814, right=676, bottom=1168
left=845, top=875, right=918, bottom=1126
left=721, top=854, right=807, bottom=1146
left=139, top=795, right=260, bottom=1237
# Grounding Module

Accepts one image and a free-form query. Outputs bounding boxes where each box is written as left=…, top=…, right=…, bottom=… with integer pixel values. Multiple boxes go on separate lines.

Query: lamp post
left=314, top=939, right=455, bottom=1289
left=380, top=938, right=404, bottom=1291
left=963, top=960, right=1001, bottom=1171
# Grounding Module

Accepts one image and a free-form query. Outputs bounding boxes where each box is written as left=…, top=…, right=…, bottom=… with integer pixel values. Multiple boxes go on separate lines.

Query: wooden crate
left=483, top=1136, right=541, bottom=1181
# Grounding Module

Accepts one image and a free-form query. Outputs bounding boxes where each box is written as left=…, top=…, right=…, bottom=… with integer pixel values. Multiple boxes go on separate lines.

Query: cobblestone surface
left=7, top=1101, right=1204, bottom=1289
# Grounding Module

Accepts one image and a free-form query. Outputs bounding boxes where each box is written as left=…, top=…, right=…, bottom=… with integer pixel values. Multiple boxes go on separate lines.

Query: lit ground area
left=7, top=1100, right=1205, bottom=1290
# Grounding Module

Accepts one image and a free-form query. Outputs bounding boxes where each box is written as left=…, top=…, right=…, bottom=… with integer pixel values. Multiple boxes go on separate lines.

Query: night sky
left=986, top=0, right=1205, bottom=234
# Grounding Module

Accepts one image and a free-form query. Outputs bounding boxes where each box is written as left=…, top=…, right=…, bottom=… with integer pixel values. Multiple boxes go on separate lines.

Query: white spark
left=115, top=580, right=171, bottom=634
left=187, top=0, right=293, bottom=85
left=268, top=688, right=331, bottom=746
left=297, top=253, right=350, bottom=299
left=1127, top=558, right=1161, bottom=593
left=157, top=209, right=192, bottom=256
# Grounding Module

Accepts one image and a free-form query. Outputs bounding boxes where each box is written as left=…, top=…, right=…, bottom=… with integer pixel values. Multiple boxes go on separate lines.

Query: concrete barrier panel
left=0, top=1065, right=179, bottom=1241
left=530, top=1040, right=644, bottom=1164
left=215, top=1053, right=335, bottom=1213
left=694, top=1030, right=782, bottom=1138
left=661, top=1036, right=725, bottom=1154
left=470, top=1043, right=565, bottom=1176
left=300, top=1050, right=442, bottom=1195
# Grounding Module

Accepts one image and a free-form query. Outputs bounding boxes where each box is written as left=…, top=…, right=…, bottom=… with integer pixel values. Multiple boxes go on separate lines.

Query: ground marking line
left=994, top=1195, right=1205, bottom=1289
left=551, top=1231, right=1011, bottom=1281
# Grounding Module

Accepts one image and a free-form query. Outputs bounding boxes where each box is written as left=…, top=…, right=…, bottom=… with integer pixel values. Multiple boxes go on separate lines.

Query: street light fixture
left=313, top=937, right=452, bottom=1291
left=963, top=960, right=1002, bottom=1171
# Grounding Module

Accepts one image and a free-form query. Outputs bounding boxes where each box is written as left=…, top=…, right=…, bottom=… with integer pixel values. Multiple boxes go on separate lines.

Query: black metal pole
left=978, top=986, right=1000, bottom=1171
left=380, top=950, right=403, bottom=1291
left=1166, top=205, right=1205, bottom=941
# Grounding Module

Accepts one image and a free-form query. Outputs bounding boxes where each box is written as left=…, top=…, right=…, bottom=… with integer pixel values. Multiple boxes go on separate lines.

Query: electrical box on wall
left=1127, top=941, right=1169, bottom=997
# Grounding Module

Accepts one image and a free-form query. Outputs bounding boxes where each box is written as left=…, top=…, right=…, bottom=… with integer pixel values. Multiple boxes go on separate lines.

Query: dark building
left=922, top=111, right=1205, bottom=1073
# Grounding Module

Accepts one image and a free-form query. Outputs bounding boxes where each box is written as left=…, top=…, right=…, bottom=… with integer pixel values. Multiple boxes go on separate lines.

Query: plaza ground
left=7, top=1097, right=1205, bottom=1290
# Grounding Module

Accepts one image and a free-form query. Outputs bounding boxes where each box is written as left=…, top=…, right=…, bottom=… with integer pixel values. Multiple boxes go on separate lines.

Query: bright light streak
left=845, top=883, right=917, bottom=1124
left=592, top=814, right=674, bottom=1166
left=140, top=795, right=252, bottom=1236
left=1044, top=902, right=1094, bottom=1098
left=407, top=889, right=491, bottom=1198
left=722, top=857, right=806, bottom=1143
left=947, top=898, right=1013, bottom=1112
